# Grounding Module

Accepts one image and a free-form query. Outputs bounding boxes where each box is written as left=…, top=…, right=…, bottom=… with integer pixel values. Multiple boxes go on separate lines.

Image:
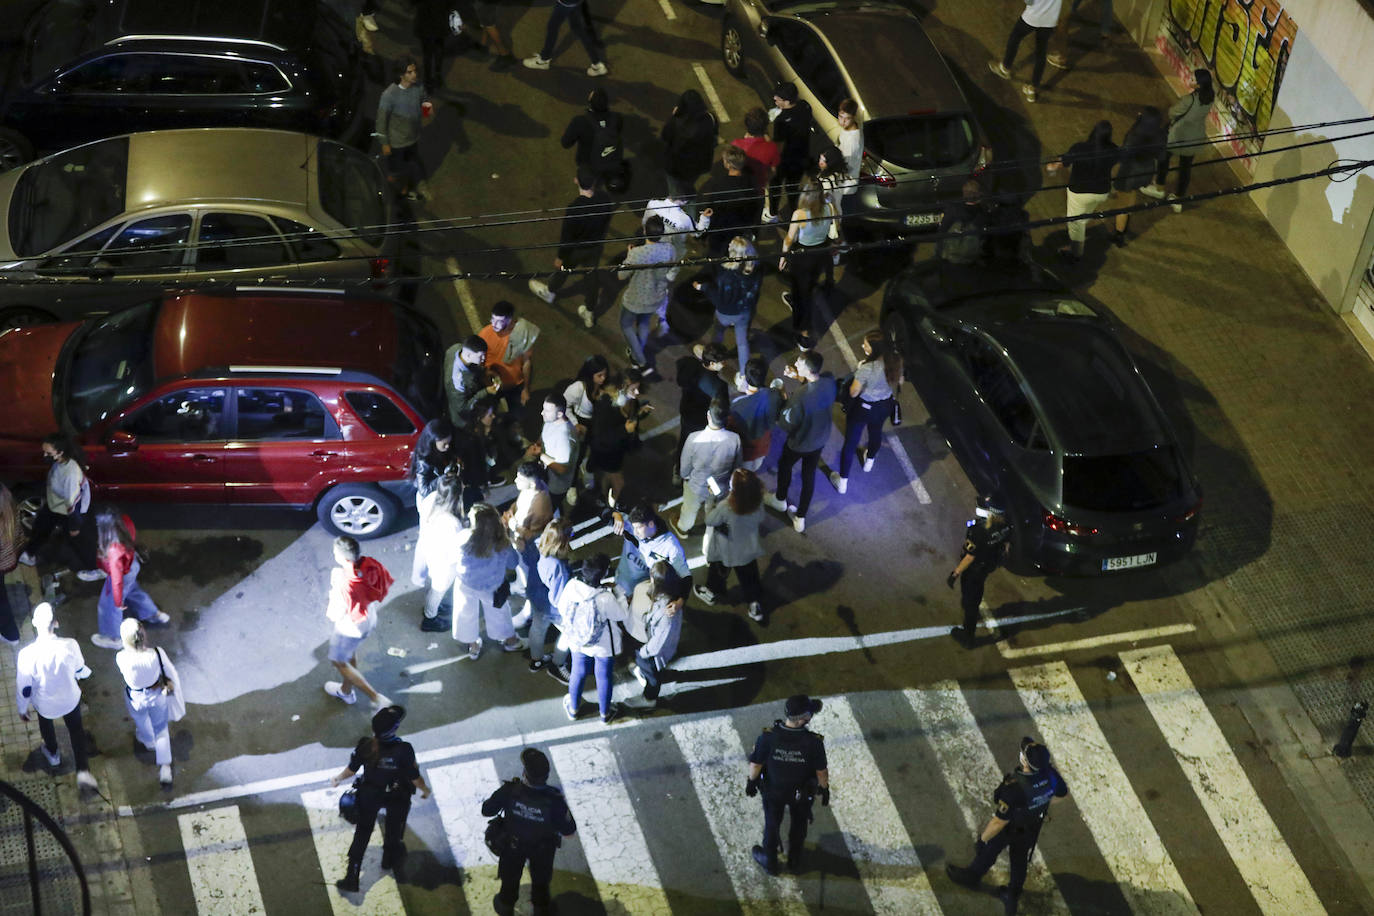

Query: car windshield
left=62, top=300, right=158, bottom=430
left=1063, top=449, right=1183, bottom=512
left=316, top=140, right=385, bottom=248
left=864, top=114, right=974, bottom=170
left=23, top=0, right=102, bottom=83
left=391, top=305, right=442, bottom=418
left=9, top=138, right=129, bottom=257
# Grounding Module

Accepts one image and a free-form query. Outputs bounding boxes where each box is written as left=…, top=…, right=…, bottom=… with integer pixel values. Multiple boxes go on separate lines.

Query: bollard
left=1333, top=701, right=1369, bottom=758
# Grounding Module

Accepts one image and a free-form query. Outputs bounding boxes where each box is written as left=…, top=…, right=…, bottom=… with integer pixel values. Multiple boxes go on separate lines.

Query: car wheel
left=317, top=484, right=398, bottom=539
left=881, top=309, right=911, bottom=363
left=0, top=129, right=34, bottom=173
left=0, top=306, right=58, bottom=332
left=721, top=19, right=746, bottom=78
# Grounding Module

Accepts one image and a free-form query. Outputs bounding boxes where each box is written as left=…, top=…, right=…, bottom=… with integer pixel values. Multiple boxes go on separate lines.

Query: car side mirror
left=107, top=429, right=138, bottom=452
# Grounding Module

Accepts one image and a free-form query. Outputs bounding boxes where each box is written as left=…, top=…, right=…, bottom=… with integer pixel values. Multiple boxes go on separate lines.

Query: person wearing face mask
left=19, top=433, right=100, bottom=579
left=16, top=602, right=99, bottom=791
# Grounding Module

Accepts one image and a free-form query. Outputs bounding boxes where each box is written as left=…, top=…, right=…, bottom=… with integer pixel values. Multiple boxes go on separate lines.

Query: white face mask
left=614, top=391, right=631, bottom=407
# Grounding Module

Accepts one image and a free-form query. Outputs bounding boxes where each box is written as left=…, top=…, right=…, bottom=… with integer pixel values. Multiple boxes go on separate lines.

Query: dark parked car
left=881, top=258, right=1202, bottom=575
left=0, top=0, right=368, bottom=171
left=0, top=288, right=443, bottom=538
left=721, top=0, right=991, bottom=230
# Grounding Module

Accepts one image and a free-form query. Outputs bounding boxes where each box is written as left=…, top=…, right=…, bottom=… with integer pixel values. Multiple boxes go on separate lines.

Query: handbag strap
left=156, top=647, right=168, bottom=684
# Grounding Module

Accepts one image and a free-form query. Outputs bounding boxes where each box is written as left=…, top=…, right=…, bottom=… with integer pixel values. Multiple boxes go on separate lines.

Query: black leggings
left=497, top=842, right=557, bottom=909
left=1155, top=153, right=1195, bottom=196
left=786, top=244, right=828, bottom=340
left=38, top=706, right=89, bottom=771
left=347, top=787, right=411, bottom=865
left=776, top=445, right=821, bottom=518
left=1002, top=18, right=1054, bottom=88
left=29, top=506, right=97, bottom=571
left=706, top=559, right=761, bottom=603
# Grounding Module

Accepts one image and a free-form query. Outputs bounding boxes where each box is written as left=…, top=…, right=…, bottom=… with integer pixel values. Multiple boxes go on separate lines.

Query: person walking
left=830, top=329, right=902, bottom=494
left=677, top=400, right=742, bottom=534
left=746, top=695, right=829, bottom=875
left=631, top=561, right=687, bottom=705
left=611, top=502, right=690, bottom=601
left=558, top=90, right=625, bottom=191
left=693, top=237, right=762, bottom=367
left=416, top=473, right=466, bottom=632
left=661, top=88, right=719, bottom=199
left=522, top=0, right=608, bottom=77
left=1141, top=69, right=1214, bottom=212
left=1045, top=120, right=1116, bottom=260
left=528, top=171, right=615, bottom=327
left=0, top=483, right=22, bottom=645
left=18, top=433, right=100, bottom=579
left=556, top=553, right=627, bottom=724
left=482, top=747, right=578, bottom=916
left=91, top=509, right=170, bottom=651
left=769, top=82, right=814, bottom=221
left=479, top=301, right=539, bottom=419
left=330, top=704, right=430, bottom=892
left=617, top=216, right=678, bottom=376
left=16, top=602, right=98, bottom=791
left=779, top=177, right=839, bottom=351
left=947, top=737, right=1069, bottom=915
left=323, top=536, right=394, bottom=708
left=453, top=504, right=524, bottom=660
left=376, top=59, right=428, bottom=201
left=115, top=618, right=181, bottom=787
left=642, top=192, right=711, bottom=338
left=729, top=355, right=784, bottom=471
left=988, top=0, right=1063, bottom=103
left=1109, top=106, right=1166, bottom=246
left=766, top=351, right=838, bottom=533
left=947, top=500, right=1013, bottom=648
left=697, top=468, right=767, bottom=622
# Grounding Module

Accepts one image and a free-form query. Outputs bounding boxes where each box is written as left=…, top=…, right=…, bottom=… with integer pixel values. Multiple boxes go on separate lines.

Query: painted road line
left=1000, top=623, right=1197, bottom=659
left=657, top=0, right=676, bottom=21
left=1010, top=662, right=1199, bottom=916
left=549, top=739, right=673, bottom=913
left=176, top=805, right=267, bottom=915
left=1121, top=645, right=1326, bottom=915
left=445, top=256, right=482, bottom=332
left=431, top=758, right=503, bottom=915
left=670, top=716, right=808, bottom=914
left=301, top=786, right=405, bottom=915
left=822, top=697, right=940, bottom=914
left=903, top=685, right=1068, bottom=910
left=692, top=64, right=729, bottom=124
left=642, top=414, right=681, bottom=440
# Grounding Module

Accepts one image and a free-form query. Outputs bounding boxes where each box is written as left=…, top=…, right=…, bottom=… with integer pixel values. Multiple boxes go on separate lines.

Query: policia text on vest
left=745, top=695, right=830, bottom=876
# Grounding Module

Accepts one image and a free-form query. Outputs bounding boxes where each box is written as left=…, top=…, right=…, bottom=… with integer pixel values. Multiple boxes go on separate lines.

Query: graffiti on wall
left=1157, top=0, right=1297, bottom=169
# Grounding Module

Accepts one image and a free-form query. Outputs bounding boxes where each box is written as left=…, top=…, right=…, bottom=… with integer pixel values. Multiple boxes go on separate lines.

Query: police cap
left=521, top=747, right=551, bottom=782
left=371, top=705, right=406, bottom=737
left=1021, top=737, right=1050, bottom=771
left=785, top=695, right=822, bottom=718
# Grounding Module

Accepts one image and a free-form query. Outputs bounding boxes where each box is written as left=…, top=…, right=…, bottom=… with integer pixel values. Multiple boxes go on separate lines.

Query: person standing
left=766, top=351, right=837, bottom=533
left=617, top=216, right=678, bottom=376
left=746, top=695, right=829, bottom=875
left=525, top=393, right=579, bottom=511
left=503, top=460, right=554, bottom=646
left=1045, top=120, right=1116, bottom=260
left=1109, top=106, right=1166, bottom=246
left=697, top=468, right=767, bottom=622
left=562, top=355, right=609, bottom=433
left=678, top=400, right=742, bottom=534
left=586, top=369, right=649, bottom=506
left=832, top=99, right=864, bottom=217
left=733, top=108, right=781, bottom=222
left=19, top=433, right=100, bottom=579
left=779, top=177, right=838, bottom=351
left=528, top=171, right=615, bottom=327
left=830, top=330, right=902, bottom=493
left=534, top=520, right=575, bottom=682
left=1141, top=69, right=1214, bottom=212
left=673, top=343, right=730, bottom=484
left=729, top=356, right=784, bottom=471
left=661, top=88, right=719, bottom=199
left=0, top=483, right=22, bottom=645
left=483, top=747, right=577, bottom=916
left=408, top=418, right=457, bottom=510
left=376, top=59, right=428, bottom=200
left=91, top=508, right=170, bottom=651
left=947, top=501, right=1013, bottom=648
left=479, top=301, right=539, bottom=418
left=522, top=0, right=608, bottom=77
left=446, top=335, right=502, bottom=429
left=416, top=473, right=466, bottom=632
left=693, top=237, right=762, bottom=366
left=453, top=504, right=524, bottom=660
left=115, top=618, right=181, bottom=787
left=557, top=553, right=628, bottom=724
left=413, top=0, right=451, bottom=93
left=699, top=149, right=759, bottom=258
left=611, top=502, right=690, bottom=600
left=769, top=83, right=814, bottom=221
left=558, top=90, right=624, bottom=190
left=16, top=602, right=98, bottom=791
left=642, top=192, right=711, bottom=338
left=988, top=0, right=1063, bottom=102
left=947, top=737, right=1069, bottom=915
left=323, top=536, right=394, bottom=708
left=631, top=561, right=687, bottom=705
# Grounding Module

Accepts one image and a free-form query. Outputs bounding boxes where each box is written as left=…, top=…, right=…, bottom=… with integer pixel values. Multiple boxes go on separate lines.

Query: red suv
left=0, top=288, right=442, bottom=538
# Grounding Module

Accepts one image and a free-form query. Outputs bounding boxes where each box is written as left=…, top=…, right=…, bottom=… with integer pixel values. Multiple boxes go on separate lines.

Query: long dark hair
left=1194, top=69, right=1215, bottom=105
left=1087, top=119, right=1112, bottom=148
left=409, top=417, right=455, bottom=483
left=96, top=507, right=134, bottom=556
left=728, top=468, right=763, bottom=515
left=575, top=354, right=610, bottom=394
left=464, top=503, right=508, bottom=558
left=818, top=144, right=848, bottom=180
left=1125, top=106, right=1165, bottom=147
left=863, top=329, right=903, bottom=387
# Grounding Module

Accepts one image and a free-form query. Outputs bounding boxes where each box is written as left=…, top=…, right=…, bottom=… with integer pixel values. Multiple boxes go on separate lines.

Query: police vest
left=762, top=724, right=821, bottom=793
left=358, top=739, right=415, bottom=795
left=1011, top=770, right=1055, bottom=827
left=505, top=783, right=566, bottom=846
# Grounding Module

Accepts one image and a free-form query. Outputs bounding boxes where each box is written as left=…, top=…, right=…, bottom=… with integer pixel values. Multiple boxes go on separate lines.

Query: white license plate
left=904, top=212, right=940, bottom=227
left=1102, top=552, right=1157, bottom=571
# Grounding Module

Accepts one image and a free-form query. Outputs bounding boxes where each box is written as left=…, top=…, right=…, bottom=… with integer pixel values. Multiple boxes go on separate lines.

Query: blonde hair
left=536, top=519, right=572, bottom=559
left=120, top=618, right=146, bottom=651
left=796, top=176, right=825, bottom=219
left=726, top=236, right=757, bottom=275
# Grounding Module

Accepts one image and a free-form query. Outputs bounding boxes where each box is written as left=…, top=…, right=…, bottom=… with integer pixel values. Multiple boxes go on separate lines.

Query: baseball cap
left=521, top=747, right=551, bottom=781
left=785, top=695, right=822, bottom=718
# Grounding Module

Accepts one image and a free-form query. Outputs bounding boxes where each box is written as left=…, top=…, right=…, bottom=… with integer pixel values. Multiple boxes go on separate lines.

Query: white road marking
left=176, top=805, right=267, bottom=915
left=301, top=786, right=405, bottom=915
left=445, top=255, right=482, bottom=332
left=549, top=739, right=673, bottom=912
left=983, top=606, right=1087, bottom=631
left=658, top=0, right=676, bottom=21
left=1010, top=662, right=1199, bottom=916
left=670, top=716, right=808, bottom=914
left=692, top=64, right=729, bottom=124
left=642, top=415, right=681, bottom=440
left=430, top=758, right=503, bottom=915
left=903, top=684, right=1069, bottom=910
left=999, top=623, right=1196, bottom=659
left=822, top=697, right=940, bottom=914
left=1120, top=645, right=1326, bottom=915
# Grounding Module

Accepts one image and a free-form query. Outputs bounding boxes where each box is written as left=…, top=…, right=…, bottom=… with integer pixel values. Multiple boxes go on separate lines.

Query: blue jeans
left=713, top=310, right=752, bottom=366
left=568, top=652, right=613, bottom=717
left=125, top=686, right=172, bottom=765
left=539, top=1, right=604, bottom=63
left=520, top=542, right=558, bottom=659
left=620, top=308, right=654, bottom=367
left=98, top=558, right=161, bottom=639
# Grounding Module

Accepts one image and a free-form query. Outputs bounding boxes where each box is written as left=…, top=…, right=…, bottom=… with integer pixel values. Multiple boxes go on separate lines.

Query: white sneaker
left=577, top=304, right=595, bottom=328
left=324, top=681, right=357, bottom=704
left=18, top=551, right=36, bottom=567
left=40, top=745, right=61, bottom=768
left=863, top=453, right=875, bottom=473
left=510, top=608, right=532, bottom=629
left=789, top=510, right=805, bottom=533
left=988, top=60, right=1011, bottom=80
left=1168, top=193, right=1183, bottom=214
left=763, top=492, right=787, bottom=512
left=748, top=602, right=764, bottom=622
left=632, top=666, right=647, bottom=686
left=149, top=611, right=171, bottom=625
left=586, top=61, right=608, bottom=77
left=528, top=278, right=555, bottom=304
left=159, top=765, right=173, bottom=787
left=502, top=636, right=528, bottom=653
left=693, top=584, right=717, bottom=606
left=76, top=568, right=107, bottom=582
left=523, top=54, right=551, bottom=70
left=90, top=633, right=122, bottom=650
left=76, top=770, right=99, bottom=791
left=829, top=472, right=847, bottom=494
left=371, top=693, right=393, bottom=710
left=360, top=13, right=378, bottom=31
left=1139, top=184, right=1167, bottom=200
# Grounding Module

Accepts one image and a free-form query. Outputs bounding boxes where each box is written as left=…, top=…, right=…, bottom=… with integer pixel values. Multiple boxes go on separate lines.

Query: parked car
left=0, top=288, right=444, bottom=538
left=881, top=256, right=1202, bottom=575
left=0, top=128, right=397, bottom=329
left=0, top=0, right=369, bottom=171
left=720, top=0, right=991, bottom=231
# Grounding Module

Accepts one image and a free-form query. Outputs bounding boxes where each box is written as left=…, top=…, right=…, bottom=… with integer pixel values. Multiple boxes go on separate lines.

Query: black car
left=0, top=0, right=368, bottom=171
left=882, top=258, right=1202, bottom=576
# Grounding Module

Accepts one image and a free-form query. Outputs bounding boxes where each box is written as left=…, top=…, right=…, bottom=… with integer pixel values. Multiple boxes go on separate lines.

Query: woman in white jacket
left=556, top=553, right=628, bottom=724
left=115, top=618, right=181, bottom=787
left=416, top=474, right=466, bottom=632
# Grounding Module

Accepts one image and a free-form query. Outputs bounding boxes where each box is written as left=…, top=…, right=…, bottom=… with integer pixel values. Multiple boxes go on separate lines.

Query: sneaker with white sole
left=90, top=633, right=122, bottom=650
left=1168, top=193, right=1183, bottom=214
left=693, top=584, right=717, bottom=605
left=528, top=278, right=555, bottom=304
left=631, top=666, right=647, bottom=686
left=76, top=568, right=106, bottom=582
left=829, top=471, right=847, bottom=494
left=148, top=611, right=171, bottom=625
left=502, top=636, right=528, bottom=653
left=159, top=765, right=173, bottom=787
left=863, top=453, right=876, bottom=473
left=523, top=54, right=551, bottom=70
left=40, top=745, right=61, bottom=768
left=577, top=304, right=595, bottom=328
left=1139, top=184, right=1167, bottom=200
left=748, top=602, right=765, bottom=622
left=468, top=641, right=483, bottom=660
left=763, top=492, right=788, bottom=512
left=988, top=60, right=1011, bottom=80
left=563, top=695, right=578, bottom=720
left=789, top=510, right=805, bottom=533
left=586, top=61, right=608, bottom=77
left=324, top=681, right=357, bottom=704
left=76, top=770, right=99, bottom=791
left=360, top=13, right=378, bottom=31
left=18, top=551, right=36, bottom=567
left=601, top=703, right=622, bottom=725
left=1021, top=83, right=1037, bottom=102
left=1046, top=52, right=1069, bottom=70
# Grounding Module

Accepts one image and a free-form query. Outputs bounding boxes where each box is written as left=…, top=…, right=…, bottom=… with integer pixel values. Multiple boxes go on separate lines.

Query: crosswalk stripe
left=176, top=805, right=266, bottom=915
left=1010, top=662, right=1199, bottom=915
left=1121, top=645, right=1327, bottom=915
left=300, top=786, right=406, bottom=915
left=903, top=685, right=1068, bottom=910
left=430, top=759, right=503, bottom=915
left=549, top=739, right=674, bottom=915
left=821, top=696, right=941, bottom=914
left=670, top=715, right=808, bottom=914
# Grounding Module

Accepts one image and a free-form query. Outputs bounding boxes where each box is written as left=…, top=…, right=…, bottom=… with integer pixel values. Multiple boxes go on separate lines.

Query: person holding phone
left=676, top=399, right=742, bottom=534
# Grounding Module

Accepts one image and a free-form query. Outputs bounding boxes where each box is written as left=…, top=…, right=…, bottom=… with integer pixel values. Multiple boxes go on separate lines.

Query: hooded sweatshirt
left=555, top=577, right=628, bottom=658
left=328, top=557, right=394, bottom=637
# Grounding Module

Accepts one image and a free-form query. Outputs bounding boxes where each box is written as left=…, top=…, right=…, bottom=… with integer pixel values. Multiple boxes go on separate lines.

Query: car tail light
left=1173, top=497, right=1202, bottom=524
left=1043, top=510, right=1098, bottom=537
left=859, top=152, right=895, bottom=187
left=369, top=257, right=392, bottom=279
left=974, top=145, right=992, bottom=175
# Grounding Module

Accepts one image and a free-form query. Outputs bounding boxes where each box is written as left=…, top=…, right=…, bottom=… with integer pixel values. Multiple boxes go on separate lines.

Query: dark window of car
left=769, top=20, right=846, bottom=113
left=37, top=223, right=122, bottom=272
left=953, top=331, right=1038, bottom=447
left=23, top=0, right=105, bottom=84
left=53, top=54, right=138, bottom=92
left=317, top=140, right=386, bottom=248
left=240, top=61, right=290, bottom=93
left=63, top=299, right=158, bottom=430
left=235, top=388, right=334, bottom=439
left=390, top=305, right=443, bottom=419
left=274, top=217, right=342, bottom=262
left=195, top=213, right=290, bottom=269
left=8, top=136, right=129, bottom=257
left=136, top=54, right=283, bottom=94
left=124, top=388, right=227, bottom=442
left=345, top=391, right=415, bottom=435
left=864, top=115, right=975, bottom=170
left=1064, top=449, right=1183, bottom=511
left=98, top=214, right=191, bottom=271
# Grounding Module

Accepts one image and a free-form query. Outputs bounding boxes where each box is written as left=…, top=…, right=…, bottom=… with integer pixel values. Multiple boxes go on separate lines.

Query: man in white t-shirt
left=988, top=0, right=1063, bottom=102
left=526, top=392, right=579, bottom=510
left=16, top=602, right=98, bottom=790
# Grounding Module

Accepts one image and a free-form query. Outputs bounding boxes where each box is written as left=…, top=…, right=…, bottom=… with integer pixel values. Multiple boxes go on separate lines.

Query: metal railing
left=0, top=780, right=91, bottom=916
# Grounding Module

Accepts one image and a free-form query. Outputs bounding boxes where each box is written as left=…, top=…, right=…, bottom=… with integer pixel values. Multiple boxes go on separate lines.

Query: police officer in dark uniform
left=329, top=705, right=431, bottom=892
left=946, top=737, right=1069, bottom=915
left=482, top=747, right=577, bottom=916
left=947, top=499, right=1012, bottom=648
left=745, top=695, right=830, bottom=875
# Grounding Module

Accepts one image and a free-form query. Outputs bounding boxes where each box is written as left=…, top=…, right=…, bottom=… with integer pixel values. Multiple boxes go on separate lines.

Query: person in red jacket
left=91, top=508, right=170, bottom=650
left=324, top=536, right=394, bottom=709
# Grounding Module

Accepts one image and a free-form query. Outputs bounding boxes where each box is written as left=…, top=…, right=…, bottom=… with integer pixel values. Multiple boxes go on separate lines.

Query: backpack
left=592, top=114, right=623, bottom=172
left=565, top=590, right=608, bottom=647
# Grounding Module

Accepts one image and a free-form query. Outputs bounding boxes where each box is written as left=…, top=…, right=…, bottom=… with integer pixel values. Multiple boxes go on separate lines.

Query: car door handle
left=310, top=450, right=340, bottom=461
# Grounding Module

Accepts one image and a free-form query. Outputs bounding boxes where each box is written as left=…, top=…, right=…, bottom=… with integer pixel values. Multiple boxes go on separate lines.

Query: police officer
left=946, top=737, right=1069, bottom=915
left=329, top=705, right=431, bottom=893
left=745, top=694, right=830, bottom=875
left=947, top=498, right=1012, bottom=648
left=482, top=747, right=577, bottom=916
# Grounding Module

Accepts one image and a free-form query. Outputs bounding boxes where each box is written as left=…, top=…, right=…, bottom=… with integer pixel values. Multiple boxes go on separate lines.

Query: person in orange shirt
left=478, top=301, right=540, bottom=417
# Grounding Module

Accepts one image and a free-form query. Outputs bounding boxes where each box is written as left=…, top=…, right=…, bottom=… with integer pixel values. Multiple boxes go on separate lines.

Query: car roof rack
left=106, top=35, right=286, bottom=52
left=232, top=286, right=348, bottom=295
left=228, top=366, right=343, bottom=375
